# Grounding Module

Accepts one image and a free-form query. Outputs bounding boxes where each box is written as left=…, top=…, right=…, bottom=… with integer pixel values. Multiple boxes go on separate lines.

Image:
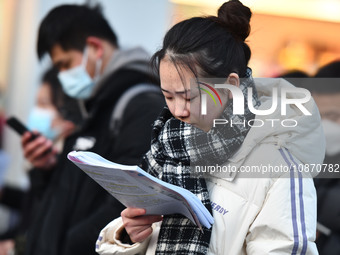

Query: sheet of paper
left=68, top=151, right=214, bottom=229
left=70, top=158, right=198, bottom=225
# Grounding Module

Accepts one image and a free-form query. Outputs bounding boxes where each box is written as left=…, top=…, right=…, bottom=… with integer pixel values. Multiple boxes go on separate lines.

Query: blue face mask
left=58, top=47, right=102, bottom=99
left=27, top=107, right=59, bottom=140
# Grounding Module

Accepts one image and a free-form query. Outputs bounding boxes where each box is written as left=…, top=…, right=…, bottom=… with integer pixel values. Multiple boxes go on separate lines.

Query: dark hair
left=37, top=4, right=118, bottom=59
left=315, top=61, right=340, bottom=78
left=42, top=67, right=64, bottom=110
left=279, top=70, right=309, bottom=78
left=305, top=61, right=340, bottom=94
left=151, top=0, right=252, bottom=80
left=278, top=70, right=310, bottom=89
left=41, top=67, right=83, bottom=125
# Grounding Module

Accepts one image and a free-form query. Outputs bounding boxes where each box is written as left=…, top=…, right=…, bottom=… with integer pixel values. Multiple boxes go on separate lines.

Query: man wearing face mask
left=308, top=61, right=340, bottom=255
left=20, top=5, right=164, bottom=255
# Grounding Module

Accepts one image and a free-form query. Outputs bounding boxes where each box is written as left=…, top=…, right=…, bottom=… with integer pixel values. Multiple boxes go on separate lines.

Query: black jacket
left=24, top=68, right=164, bottom=255
left=314, top=154, right=340, bottom=255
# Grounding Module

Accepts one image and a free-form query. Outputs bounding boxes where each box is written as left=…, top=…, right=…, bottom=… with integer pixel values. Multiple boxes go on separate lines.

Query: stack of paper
left=68, top=151, right=214, bottom=230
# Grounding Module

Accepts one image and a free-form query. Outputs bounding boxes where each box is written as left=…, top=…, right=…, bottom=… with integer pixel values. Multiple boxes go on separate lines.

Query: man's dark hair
left=279, top=70, right=309, bottom=79
left=278, top=70, right=309, bottom=89
left=315, top=61, right=340, bottom=78
left=308, top=61, right=340, bottom=94
left=37, top=4, right=118, bottom=59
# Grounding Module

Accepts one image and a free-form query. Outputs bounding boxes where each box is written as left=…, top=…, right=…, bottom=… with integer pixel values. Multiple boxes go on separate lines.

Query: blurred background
left=0, top=0, right=339, bottom=192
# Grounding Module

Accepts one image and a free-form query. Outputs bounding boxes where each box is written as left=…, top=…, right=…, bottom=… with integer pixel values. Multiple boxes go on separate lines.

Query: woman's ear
left=226, top=73, right=240, bottom=99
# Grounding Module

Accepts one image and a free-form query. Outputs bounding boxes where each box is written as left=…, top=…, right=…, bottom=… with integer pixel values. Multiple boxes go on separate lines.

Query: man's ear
left=86, top=36, right=103, bottom=59
left=227, top=73, right=240, bottom=99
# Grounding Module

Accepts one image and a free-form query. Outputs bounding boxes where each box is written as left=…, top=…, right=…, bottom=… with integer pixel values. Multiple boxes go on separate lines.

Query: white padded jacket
left=96, top=78, right=324, bottom=255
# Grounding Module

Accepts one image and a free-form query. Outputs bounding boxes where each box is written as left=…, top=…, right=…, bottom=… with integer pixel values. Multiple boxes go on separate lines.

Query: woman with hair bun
left=96, top=1, right=322, bottom=254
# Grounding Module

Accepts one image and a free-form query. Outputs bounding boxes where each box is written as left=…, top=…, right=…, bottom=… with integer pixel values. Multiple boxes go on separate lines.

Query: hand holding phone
left=6, top=116, right=39, bottom=140
left=6, top=116, right=57, bottom=169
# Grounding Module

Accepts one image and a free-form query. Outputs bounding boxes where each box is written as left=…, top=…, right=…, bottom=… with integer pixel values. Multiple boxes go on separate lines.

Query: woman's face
left=160, top=59, right=230, bottom=131
left=160, top=59, right=191, bottom=123
left=36, top=83, right=75, bottom=139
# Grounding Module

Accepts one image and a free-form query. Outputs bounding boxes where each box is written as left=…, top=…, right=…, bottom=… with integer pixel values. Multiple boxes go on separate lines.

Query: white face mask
left=322, top=119, right=340, bottom=156
left=27, top=107, right=59, bottom=140
left=58, top=47, right=102, bottom=99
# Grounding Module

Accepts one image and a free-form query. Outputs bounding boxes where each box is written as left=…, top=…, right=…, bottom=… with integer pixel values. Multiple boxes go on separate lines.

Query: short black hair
left=37, top=4, right=118, bottom=59
left=308, top=61, right=340, bottom=94
left=42, top=67, right=64, bottom=111
left=278, top=70, right=309, bottom=89
left=279, top=70, right=309, bottom=79
left=315, top=61, right=340, bottom=78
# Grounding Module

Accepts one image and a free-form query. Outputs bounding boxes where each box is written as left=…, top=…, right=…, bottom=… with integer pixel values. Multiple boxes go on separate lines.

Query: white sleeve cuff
left=96, top=217, right=152, bottom=255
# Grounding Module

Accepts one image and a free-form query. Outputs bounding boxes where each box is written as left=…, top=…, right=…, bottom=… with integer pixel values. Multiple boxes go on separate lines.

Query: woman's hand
left=121, top=208, right=163, bottom=243
left=0, top=239, right=14, bottom=255
left=21, top=131, right=57, bottom=170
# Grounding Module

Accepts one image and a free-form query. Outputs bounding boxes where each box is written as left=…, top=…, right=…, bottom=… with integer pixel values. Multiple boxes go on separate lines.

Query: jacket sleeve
left=245, top=174, right=319, bottom=254
left=96, top=217, right=152, bottom=255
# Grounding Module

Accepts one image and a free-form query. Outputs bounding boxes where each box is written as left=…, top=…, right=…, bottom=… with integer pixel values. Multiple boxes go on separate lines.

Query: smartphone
left=6, top=116, right=39, bottom=140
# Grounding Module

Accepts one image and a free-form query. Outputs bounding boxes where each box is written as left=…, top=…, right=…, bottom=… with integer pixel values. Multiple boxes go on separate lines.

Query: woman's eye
left=165, top=97, right=173, bottom=101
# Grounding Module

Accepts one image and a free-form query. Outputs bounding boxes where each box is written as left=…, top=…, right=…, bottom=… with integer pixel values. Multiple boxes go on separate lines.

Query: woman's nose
left=174, top=100, right=190, bottom=118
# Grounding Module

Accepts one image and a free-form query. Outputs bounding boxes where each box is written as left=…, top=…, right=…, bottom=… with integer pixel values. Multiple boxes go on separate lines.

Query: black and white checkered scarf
left=141, top=69, right=260, bottom=254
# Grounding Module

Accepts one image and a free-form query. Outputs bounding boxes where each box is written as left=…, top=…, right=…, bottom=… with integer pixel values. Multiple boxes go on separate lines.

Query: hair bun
left=217, top=0, right=252, bottom=41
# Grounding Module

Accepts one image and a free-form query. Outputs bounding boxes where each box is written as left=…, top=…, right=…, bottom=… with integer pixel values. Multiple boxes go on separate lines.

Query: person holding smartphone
left=19, top=4, right=164, bottom=255
left=1, top=67, right=81, bottom=255
left=22, top=67, right=81, bottom=165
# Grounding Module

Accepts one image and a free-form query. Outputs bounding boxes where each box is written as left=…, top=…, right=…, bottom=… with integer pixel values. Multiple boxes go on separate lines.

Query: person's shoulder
left=133, top=89, right=165, bottom=105
left=123, top=85, right=165, bottom=114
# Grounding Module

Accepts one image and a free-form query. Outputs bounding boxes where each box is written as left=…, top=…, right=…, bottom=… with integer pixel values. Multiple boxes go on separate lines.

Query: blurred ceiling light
left=170, top=0, right=340, bottom=23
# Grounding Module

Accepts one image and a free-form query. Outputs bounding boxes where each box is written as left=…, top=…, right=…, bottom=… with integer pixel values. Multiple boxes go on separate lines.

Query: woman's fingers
left=121, top=208, right=163, bottom=243
left=121, top=208, right=146, bottom=218
left=129, top=226, right=153, bottom=243
left=124, top=214, right=163, bottom=227
left=21, top=131, right=57, bottom=169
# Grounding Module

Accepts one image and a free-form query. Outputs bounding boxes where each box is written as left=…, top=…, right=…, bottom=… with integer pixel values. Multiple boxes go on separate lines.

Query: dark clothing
left=0, top=186, right=25, bottom=211
left=0, top=170, right=52, bottom=242
left=316, top=233, right=340, bottom=255
left=314, top=154, right=340, bottom=255
left=315, top=178, right=340, bottom=255
left=24, top=67, right=164, bottom=255
left=0, top=185, right=25, bottom=240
